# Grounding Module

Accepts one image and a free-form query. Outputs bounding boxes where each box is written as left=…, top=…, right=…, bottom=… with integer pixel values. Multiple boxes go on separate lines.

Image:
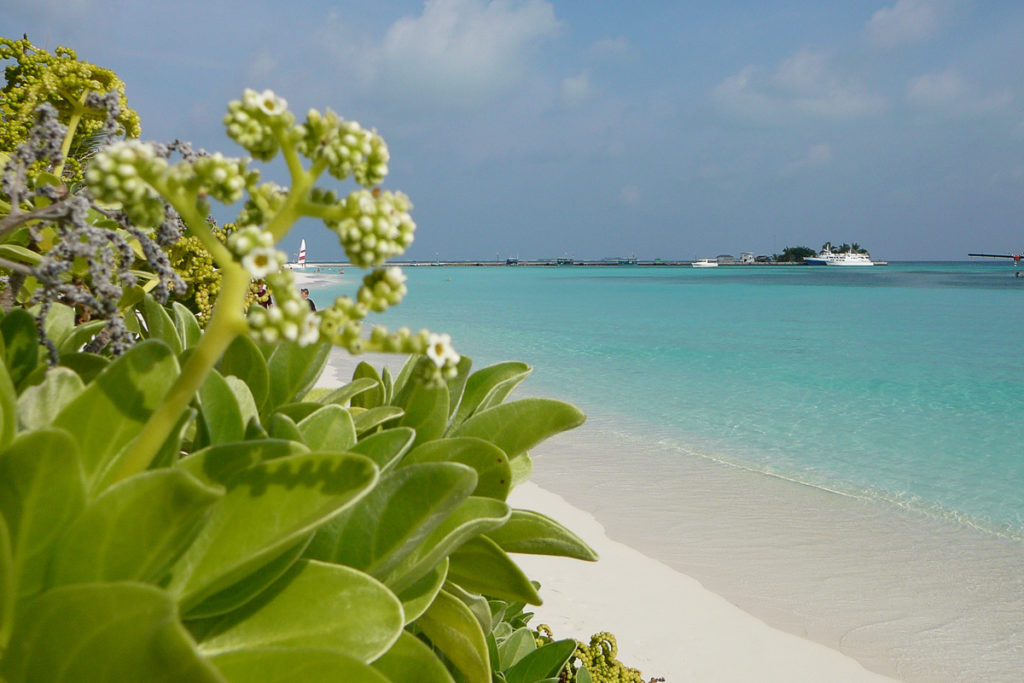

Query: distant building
left=740, top=252, right=755, bottom=264
left=716, top=254, right=735, bottom=264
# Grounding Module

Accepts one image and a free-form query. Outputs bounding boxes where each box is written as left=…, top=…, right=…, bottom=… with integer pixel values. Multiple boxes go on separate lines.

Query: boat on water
left=692, top=258, right=719, bottom=268
left=806, top=242, right=874, bottom=266
left=285, top=239, right=307, bottom=270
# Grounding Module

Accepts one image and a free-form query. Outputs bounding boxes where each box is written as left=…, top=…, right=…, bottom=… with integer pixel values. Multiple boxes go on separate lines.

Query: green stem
left=53, top=93, right=88, bottom=179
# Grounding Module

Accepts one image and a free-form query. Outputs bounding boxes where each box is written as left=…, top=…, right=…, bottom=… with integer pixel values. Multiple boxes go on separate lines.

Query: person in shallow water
left=300, top=288, right=316, bottom=311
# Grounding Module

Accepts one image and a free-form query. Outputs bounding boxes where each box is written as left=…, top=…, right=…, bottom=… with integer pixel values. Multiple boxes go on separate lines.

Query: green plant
left=0, top=46, right=598, bottom=681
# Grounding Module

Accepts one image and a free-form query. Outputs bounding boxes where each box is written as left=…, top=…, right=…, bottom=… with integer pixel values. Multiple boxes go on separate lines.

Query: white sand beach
left=307, top=331, right=890, bottom=682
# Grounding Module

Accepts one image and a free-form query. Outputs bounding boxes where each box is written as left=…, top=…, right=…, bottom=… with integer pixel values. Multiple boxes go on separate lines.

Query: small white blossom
left=242, top=247, right=284, bottom=278
left=425, top=333, right=459, bottom=368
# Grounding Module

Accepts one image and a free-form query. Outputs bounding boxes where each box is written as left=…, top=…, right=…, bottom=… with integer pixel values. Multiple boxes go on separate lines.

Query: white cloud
left=377, top=0, right=560, bottom=103
left=906, top=70, right=1013, bottom=114
left=713, top=50, right=886, bottom=122
left=866, top=0, right=950, bottom=47
left=560, top=70, right=592, bottom=105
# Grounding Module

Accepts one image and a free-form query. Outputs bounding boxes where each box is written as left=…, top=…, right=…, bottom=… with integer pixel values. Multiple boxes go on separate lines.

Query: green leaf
left=274, top=401, right=321, bottom=423
left=576, top=665, right=594, bottom=683
left=384, top=496, right=511, bottom=595
left=509, top=452, right=533, bottom=488
left=445, top=355, right=473, bottom=418
left=172, top=301, right=202, bottom=348
left=263, top=339, right=332, bottom=413
left=349, top=361, right=384, bottom=409
left=223, top=375, right=259, bottom=428
left=451, top=399, right=585, bottom=460
left=487, top=509, right=597, bottom=561
left=49, top=469, right=221, bottom=586
left=320, top=376, right=379, bottom=406
left=0, top=361, right=16, bottom=451
left=396, top=557, right=448, bottom=625
left=391, top=353, right=420, bottom=398
left=141, top=294, right=183, bottom=355
left=56, top=319, right=107, bottom=354
left=0, top=243, right=42, bottom=266
left=41, top=302, right=75, bottom=349
left=305, top=462, right=477, bottom=579
left=1, top=582, right=222, bottom=682
left=16, top=367, right=85, bottom=431
left=354, top=405, right=404, bottom=435
left=0, top=308, right=39, bottom=389
left=381, top=365, right=395, bottom=404
left=184, top=536, right=311, bottom=620
left=0, top=429, right=85, bottom=600
left=448, top=536, right=541, bottom=605
left=52, top=340, right=179, bottom=489
left=504, top=639, right=578, bottom=683
left=403, top=437, right=512, bottom=500
left=58, top=351, right=109, bottom=383
left=497, top=628, right=537, bottom=671
left=175, top=439, right=308, bottom=488
left=168, top=451, right=378, bottom=610
left=197, top=368, right=245, bottom=447
left=298, top=404, right=357, bottom=451
left=373, top=631, right=456, bottom=683
left=395, top=380, right=448, bottom=449
left=211, top=648, right=389, bottom=683
left=0, top=514, right=13, bottom=652
left=451, top=362, right=532, bottom=429
left=197, top=560, right=403, bottom=662
left=150, top=407, right=196, bottom=470
left=219, top=335, right=269, bottom=409
left=267, top=412, right=303, bottom=442
left=417, top=589, right=491, bottom=683
left=445, top=581, right=492, bottom=636
left=349, top=427, right=415, bottom=471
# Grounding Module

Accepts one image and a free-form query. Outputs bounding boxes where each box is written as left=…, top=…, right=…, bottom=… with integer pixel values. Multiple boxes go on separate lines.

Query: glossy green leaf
left=56, top=319, right=107, bottom=354
left=451, top=399, right=585, bottom=460
left=211, top=647, right=389, bottom=683
left=0, top=308, right=39, bottom=389
left=576, top=664, right=594, bottom=683
left=445, top=581, right=492, bottom=635
left=1, top=582, right=222, bottom=682
left=384, top=496, right=511, bottom=594
left=448, top=536, right=541, bottom=605
left=172, top=301, right=202, bottom=348
left=349, top=427, right=416, bottom=471
left=504, top=639, right=577, bottom=683
left=263, top=339, right=332, bottom=413
left=396, top=557, right=448, bottom=625
left=451, top=362, right=531, bottom=428
left=52, top=340, right=179, bottom=489
left=184, top=535, right=311, bottom=619
left=40, top=302, right=75, bottom=348
left=267, top=412, right=303, bottom=442
left=403, top=437, right=512, bottom=500
left=498, top=628, right=536, bottom=671
left=395, top=380, right=448, bottom=449
left=417, top=589, right=490, bottom=683
left=223, top=375, right=259, bottom=429
left=168, top=451, right=378, bottom=610
left=320, top=376, right=379, bottom=406
left=176, top=439, right=308, bottom=487
left=299, top=404, right=357, bottom=451
left=0, top=243, right=42, bottom=266
left=219, top=334, right=269, bottom=409
left=141, top=294, right=183, bottom=355
left=373, top=631, right=455, bottom=683
left=350, top=361, right=384, bottom=409
left=305, top=462, right=476, bottom=579
left=274, top=401, right=321, bottom=423
left=510, top=452, right=533, bottom=487
left=391, top=353, right=420, bottom=398
left=487, top=509, right=598, bottom=561
left=354, top=405, right=404, bottom=435
left=16, top=367, right=85, bottom=431
left=0, top=429, right=84, bottom=599
left=197, top=369, right=245, bottom=446
left=149, top=407, right=196, bottom=470
left=197, top=560, right=403, bottom=662
left=0, top=514, right=13, bottom=652
left=381, top=365, right=395, bottom=404
left=58, top=351, right=109, bottom=383
left=0, top=361, right=16, bottom=450
left=49, top=469, right=221, bottom=586
left=445, top=355, right=473, bottom=419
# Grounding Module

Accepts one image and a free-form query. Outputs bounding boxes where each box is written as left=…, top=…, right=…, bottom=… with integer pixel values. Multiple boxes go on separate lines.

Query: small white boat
left=692, top=258, right=719, bottom=268
left=284, top=239, right=307, bottom=270
left=827, top=251, right=874, bottom=266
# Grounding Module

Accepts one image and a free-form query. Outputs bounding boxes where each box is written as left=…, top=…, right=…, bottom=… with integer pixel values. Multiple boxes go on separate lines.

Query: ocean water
left=311, top=262, right=1024, bottom=679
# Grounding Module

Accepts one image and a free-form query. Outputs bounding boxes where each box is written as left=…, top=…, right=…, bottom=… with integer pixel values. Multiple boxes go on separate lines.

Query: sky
left=4, top=0, right=1024, bottom=261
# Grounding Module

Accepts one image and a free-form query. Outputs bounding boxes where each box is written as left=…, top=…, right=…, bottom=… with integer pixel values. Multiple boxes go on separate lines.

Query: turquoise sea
left=311, top=261, right=1024, bottom=679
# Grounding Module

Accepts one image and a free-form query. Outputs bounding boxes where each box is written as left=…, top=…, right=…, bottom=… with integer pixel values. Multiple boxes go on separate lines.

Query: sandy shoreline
left=310, top=340, right=889, bottom=682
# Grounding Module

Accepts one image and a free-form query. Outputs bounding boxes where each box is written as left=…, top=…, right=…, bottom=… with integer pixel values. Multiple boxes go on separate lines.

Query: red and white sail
left=297, top=239, right=306, bottom=267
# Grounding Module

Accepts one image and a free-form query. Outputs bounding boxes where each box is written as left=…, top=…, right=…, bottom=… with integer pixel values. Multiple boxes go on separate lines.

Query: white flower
left=256, top=89, right=287, bottom=117
left=298, top=314, right=320, bottom=346
left=425, top=333, right=459, bottom=368
left=242, top=247, right=283, bottom=278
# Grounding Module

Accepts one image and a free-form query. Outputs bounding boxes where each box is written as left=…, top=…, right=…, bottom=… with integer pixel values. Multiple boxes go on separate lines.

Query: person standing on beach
left=301, top=288, right=316, bottom=311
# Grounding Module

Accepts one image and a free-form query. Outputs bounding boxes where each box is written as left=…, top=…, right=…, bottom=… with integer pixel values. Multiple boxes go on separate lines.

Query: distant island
left=774, top=242, right=870, bottom=263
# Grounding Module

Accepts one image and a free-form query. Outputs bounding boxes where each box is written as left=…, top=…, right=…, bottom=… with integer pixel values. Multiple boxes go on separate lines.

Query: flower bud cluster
left=224, top=89, right=294, bottom=161
left=235, top=181, right=288, bottom=225
left=328, top=189, right=415, bottom=268
left=226, top=225, right=285, bottom=278
left=357, top=267, right=407, bottom=313
left=295, top=109, right=389, bottom=186
left=246, top=270, right=319, bottom=346
left=86, top=140, right=168, bottom=226
left=182, top=152, right=254, bottom=204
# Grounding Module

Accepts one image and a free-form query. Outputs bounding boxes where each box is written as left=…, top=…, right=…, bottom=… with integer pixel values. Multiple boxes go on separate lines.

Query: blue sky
left=5, top=0, right=1024, bottom=261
